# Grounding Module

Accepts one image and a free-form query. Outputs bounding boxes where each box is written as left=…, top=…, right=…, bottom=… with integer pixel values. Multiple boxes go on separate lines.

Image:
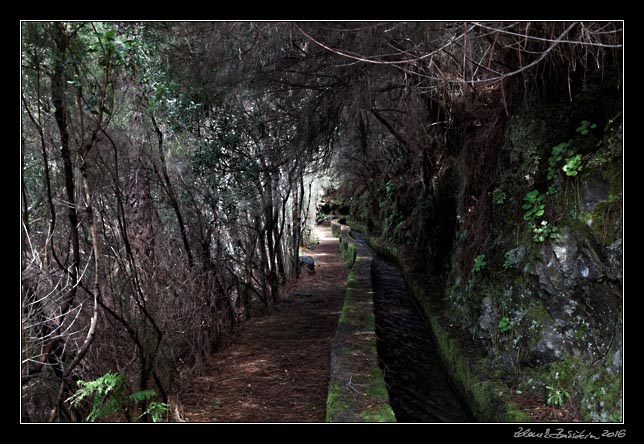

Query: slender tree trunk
left=150, top=111, right=194, bottom=268
left=21, top=140, right=30, bottom=235
left=264, top=172, right=280, bottom=303
left=275, top=177, right=291, bottom=280
left=123, top=97, right=164, bottom=412
left=52, top=23, right=80, bottom=307
left=291, top=162, right=302, bottom=278
left=257, top=224, right=271, bottom=310
left=272, top=173, right=286, bottom=286
left=301, top=179, right=313, bottom=244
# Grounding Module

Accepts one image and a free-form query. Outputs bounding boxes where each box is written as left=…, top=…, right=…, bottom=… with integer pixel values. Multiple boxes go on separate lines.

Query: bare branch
left=472, top=21, right=622, bottom=48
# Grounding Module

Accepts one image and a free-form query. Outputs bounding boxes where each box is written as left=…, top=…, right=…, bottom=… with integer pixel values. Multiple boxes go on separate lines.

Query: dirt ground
left=180, top=224, right=349, bottom=422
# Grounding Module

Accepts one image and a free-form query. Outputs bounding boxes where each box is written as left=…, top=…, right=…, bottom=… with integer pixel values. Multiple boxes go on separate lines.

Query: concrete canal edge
left=325, top=221, right=396, bottom=423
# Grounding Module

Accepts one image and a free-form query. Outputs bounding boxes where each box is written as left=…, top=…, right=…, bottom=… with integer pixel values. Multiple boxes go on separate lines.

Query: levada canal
left=363, top=237, right=475, bottom=422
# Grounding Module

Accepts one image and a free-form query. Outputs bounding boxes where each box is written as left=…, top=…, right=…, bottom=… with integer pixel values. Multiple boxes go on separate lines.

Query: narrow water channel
left=365, top=242, right=475, bottom=423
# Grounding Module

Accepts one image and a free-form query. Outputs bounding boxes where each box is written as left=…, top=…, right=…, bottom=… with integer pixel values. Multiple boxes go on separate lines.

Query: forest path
left=181, top=224, right=349, bottom=422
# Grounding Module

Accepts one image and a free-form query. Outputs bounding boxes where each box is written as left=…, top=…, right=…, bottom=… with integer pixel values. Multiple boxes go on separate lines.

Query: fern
left=140, top=401, right=169, bottom=422
left=66, top=371, right=168, bottom=422
left=128, top=389, right=156, bottom=403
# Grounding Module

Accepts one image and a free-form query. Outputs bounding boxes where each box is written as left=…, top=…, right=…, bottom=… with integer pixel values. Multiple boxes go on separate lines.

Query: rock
left=529, top=323, right=565, bottom=365
left=530, top=227, right=606, bottom=297
left=478, top=296, right=498, bottom=339
left=610, top=321, right=622, bottom=375
left=581, top=174, right=610, bottom=212
left=504, top=246, right=526, bottom=269
left=605, top=238, right=622, bottom=282
left=299, top=255, right=315, bottom=273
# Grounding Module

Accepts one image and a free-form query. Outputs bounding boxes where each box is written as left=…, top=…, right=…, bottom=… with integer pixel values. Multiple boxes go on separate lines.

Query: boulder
left=300, top=255, right=315, bottom=273
left=478, top=296, right=498, bottom=339
left=530, top=226, right=606, bottom=298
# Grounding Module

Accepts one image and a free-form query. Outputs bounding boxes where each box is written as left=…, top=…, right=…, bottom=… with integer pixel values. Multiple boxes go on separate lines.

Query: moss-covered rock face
left=423, top=78, right=622, bottom=421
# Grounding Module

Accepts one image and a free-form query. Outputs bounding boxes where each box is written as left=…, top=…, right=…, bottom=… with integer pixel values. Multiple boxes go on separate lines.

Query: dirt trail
left=181, top=224, right=348, bottom=422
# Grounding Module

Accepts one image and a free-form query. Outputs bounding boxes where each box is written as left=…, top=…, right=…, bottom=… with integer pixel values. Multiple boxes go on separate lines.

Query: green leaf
left=498, top=316, right=511, bottom=333
left=128, top=389, right=156, bottom=403
left=139, top=401, right=169, bottom=423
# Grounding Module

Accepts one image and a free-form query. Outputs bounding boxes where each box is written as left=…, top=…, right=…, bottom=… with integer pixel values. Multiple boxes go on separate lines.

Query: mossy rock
left=360, top=403, right=396, bottom=422
left=520, top=354, right=623, bottom=422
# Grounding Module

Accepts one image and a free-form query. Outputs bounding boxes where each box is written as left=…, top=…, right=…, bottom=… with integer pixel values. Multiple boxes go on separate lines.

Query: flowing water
left=369, top=248, right=475, bottom=422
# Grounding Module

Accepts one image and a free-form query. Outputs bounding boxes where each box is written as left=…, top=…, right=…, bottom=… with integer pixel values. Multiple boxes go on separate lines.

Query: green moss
left=523, top=300, right=553, bottom=349
left=338, top=269, right=357, bottom=325
left=326, top=380, right=350, bottom=422
left=603, top=160, right=622, bottom=198
left=588, top=200, right=620, bottom=246
left=360, top=403, right=396, bottom=422
left=523, top=354, right=623, bottom=422
left=348, top=221, right=368, bottom=236
left=578, top=366, right=622, bottom=422
left=366, top=311, right=375, bottom=329
left=574, top=132, right=622, bottom=247
left=585, top=122, right=622, bottom=198
left=546, top=355, right=582, bottom=391
left=505, top=404, right=532, bottom=422
left=338, top=288, right=354, bottom=325
left=339, top=237, right=357, bottom=265
left=367, top=368, right=389, bottom=400
left=572, top=319, right=589, bottom=341
left=368, top=335, right=377, bottom=354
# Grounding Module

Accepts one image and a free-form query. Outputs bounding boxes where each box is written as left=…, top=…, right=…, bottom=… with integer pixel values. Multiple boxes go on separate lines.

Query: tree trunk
left=264, top=172, right=280, bottom=304
left=291, top=163, right=302, bottom=278
left=150, top=111, right=194, bottom=268
left=52, top=23, right=80, bottom=308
